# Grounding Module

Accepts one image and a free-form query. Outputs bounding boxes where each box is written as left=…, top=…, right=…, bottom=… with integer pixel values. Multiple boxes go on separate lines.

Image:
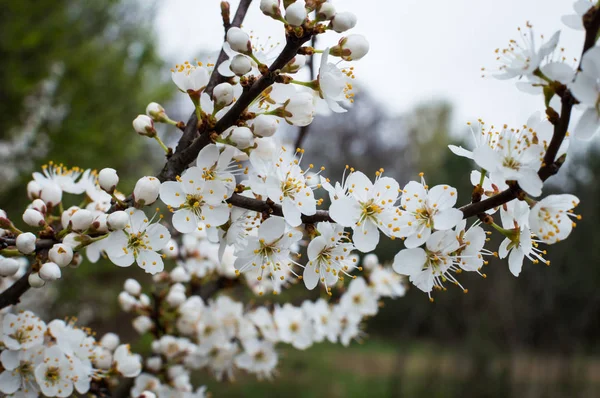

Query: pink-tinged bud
left=133, top=176, right=160, bottom=206
left=16, top=232, right=36, bottom=254
left=22, top=209, right=45, bottom=227
left=133, top=115, right=156, bottom=137
left=98, top=168, right=119, bottom=193
left=227, top=27, right=252, bottom=54
left=331, top=11, right=357, bottom=33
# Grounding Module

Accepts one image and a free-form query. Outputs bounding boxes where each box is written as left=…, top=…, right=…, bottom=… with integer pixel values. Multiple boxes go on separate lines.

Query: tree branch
left=460, top=8, right=600, bottom=219
left=173, top=0, right=254, bottom=157
left=0, top=271, right=32, bottom=310
left=159, top=29, right=313, bottom=182
left=227, top=193, right=333, bottom=223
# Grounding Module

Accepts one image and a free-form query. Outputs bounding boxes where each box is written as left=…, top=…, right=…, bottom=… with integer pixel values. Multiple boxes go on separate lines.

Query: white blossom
left=104, top=208, right=171, bottom=274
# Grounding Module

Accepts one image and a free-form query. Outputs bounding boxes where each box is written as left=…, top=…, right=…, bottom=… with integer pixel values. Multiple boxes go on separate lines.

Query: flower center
left=45, top=366, right=60, bottom=383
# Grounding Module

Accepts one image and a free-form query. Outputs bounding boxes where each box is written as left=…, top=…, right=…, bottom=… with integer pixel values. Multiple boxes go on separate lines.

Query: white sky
left=156, top=0, right=584, bottom=128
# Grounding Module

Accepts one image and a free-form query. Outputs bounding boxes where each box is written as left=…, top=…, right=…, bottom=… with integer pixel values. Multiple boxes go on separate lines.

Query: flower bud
left=170, top=266, right=190, bottom=283
left=252, top=115, right=279, bottom=137
left=16, top=232, right=36, bottom=254
left=317, top=2, right=336, bottom=20
left=61, top=206, right=79, bottom=229
left=282, top=55, right=306, bottom=73
left=94, top=348, right=113, bottom=369
left=0, top=258, right=20, bottom=277
left=118, top=291, right=137, bottom=312
left=132, top=315, right=154, bottom=334
left=40, top=183, right=62, bottom=207
left=230, top=54, right=253, bottom=76
left=108, top=211, right=129, bottom=230
left=286, top=0, right=307, bottom=26
left=166, top=288, right=186, bottom=308
left=133, top=176, right=160, bottom=206
left=145, top=102, right=171, bottom=123
left=229, top=126, right=254, bottom=149
left=362, top=253, right=379, bottom=270
left=146, top=356, right=162, bottom=372
left=139, top=392, right=157, bottom=398
left=98, top=168, right=119, bottom=193
left=260, top=0, right=282, bottom=19
left=227, top=27, right=251, bottom=54
left=92, top=213, right=109, bottom=233
left=331, top=34, right=370, bottom=61
left=23, top=209, right=45, bottom=227
left=39, top=262, right=61, bottom=281
left=124, top=278, right=142, bottom=296
left=28, top=272, right=46, bottom=288
left=100, top=333, right=120, bottom=351
left=139, top=294, right=151, bottom=307
left=133, top=115, right=156, bottom=137
left=213, top=82, right=234, bottom=107
left=70, top=209, right=93, bottom=232
left=27, top=180, right=41, bottom=200
left=49, top=244, right=74, bottom=267
left=331, top=11, right=357, bottom=33
left=282, top=91, right=315, bottom=126
left=31, top=199, right=47, bottom=214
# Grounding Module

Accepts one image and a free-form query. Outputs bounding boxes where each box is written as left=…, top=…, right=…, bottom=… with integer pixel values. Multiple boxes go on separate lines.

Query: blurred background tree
left=0, top=0, right=170, bottom=201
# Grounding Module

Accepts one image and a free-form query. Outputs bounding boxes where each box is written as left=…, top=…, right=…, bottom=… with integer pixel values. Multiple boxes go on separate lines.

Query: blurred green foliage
left=0, top=0, right=171, bottom=205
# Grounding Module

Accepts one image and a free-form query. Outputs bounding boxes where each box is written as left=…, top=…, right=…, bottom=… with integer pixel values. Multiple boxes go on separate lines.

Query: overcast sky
left=156, top=0, right=584, bottom=128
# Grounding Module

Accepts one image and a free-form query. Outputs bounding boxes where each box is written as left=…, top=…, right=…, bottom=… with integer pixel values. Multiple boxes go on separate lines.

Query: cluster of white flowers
left=0, top=0, right=597, bottom=396
left=119, top=252, right=403, bottom=391
left=0, top=310, right=141, bottom=397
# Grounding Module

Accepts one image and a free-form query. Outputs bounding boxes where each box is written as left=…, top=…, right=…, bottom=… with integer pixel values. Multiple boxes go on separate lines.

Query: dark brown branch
left=0, top=271, right=32, bottom=309
left=159, top=29, right=313, bottom=182
left=173, top=0, right=254, bottom=156
left=227, top=193, right=333, bottom=223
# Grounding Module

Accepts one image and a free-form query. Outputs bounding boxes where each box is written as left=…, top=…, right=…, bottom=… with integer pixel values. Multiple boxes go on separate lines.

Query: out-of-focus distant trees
left=0, top=0, right=170, bottom=199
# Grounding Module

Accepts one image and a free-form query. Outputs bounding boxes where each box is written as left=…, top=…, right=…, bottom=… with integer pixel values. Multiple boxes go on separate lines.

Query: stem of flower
left=154, top=136, right=170, bottom=154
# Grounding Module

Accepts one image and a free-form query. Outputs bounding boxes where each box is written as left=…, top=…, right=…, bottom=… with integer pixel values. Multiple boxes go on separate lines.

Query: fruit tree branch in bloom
left=174, top=0, right=254, bottom=155
left=158, top=24, right=314, bottom=182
